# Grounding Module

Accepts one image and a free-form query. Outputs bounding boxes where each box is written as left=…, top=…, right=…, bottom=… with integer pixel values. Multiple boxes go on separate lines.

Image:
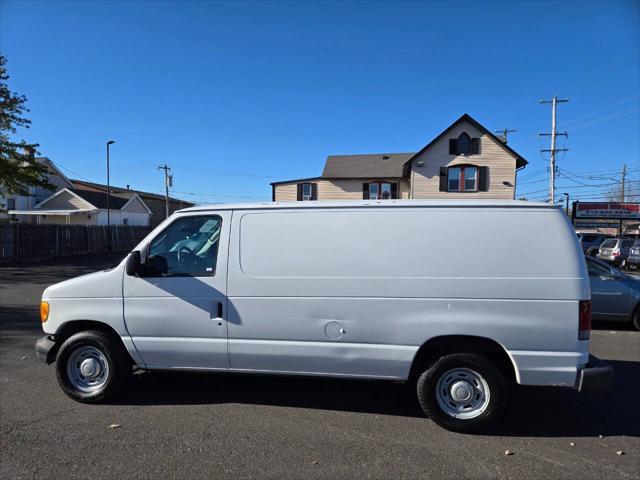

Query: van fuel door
left=324, top=321, right=346, bottom=340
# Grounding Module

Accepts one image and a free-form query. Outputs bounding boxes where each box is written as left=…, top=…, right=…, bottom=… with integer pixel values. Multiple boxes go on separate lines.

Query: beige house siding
left=410, top=120, right=517, bottom=199
left=39, top=212, right=97, bottom=225
left=38, top=190, right=94, bottom=210
left=274, top=179, right=410, bottom=202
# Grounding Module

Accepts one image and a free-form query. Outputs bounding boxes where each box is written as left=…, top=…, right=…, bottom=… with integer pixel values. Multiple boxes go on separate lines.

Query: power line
left=559, top=94, right=640, bottom=128
left=565, top=106, right=640, bottom=132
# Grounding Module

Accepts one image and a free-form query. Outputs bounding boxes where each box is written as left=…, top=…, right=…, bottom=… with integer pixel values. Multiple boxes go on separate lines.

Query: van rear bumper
left=577, top=354, right=613, bottom=392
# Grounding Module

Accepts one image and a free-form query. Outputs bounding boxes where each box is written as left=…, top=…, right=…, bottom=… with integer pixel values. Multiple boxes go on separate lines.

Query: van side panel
left=226, top=207, right=589, bottom=384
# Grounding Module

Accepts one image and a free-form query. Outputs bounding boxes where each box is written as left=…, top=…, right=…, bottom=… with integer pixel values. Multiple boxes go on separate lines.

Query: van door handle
left=217, top=301, right=223, bottom=318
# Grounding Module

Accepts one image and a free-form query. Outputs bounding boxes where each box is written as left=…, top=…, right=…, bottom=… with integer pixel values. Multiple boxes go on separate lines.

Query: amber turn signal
left=40, top=301, right=49, bottom=323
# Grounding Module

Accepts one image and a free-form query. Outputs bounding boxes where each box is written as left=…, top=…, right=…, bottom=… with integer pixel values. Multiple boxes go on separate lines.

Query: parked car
left=578, top=233, right=611, bottom=256
left=596, top=237, right=635, bottom=266
left=585, top=256, right=640, bottom=330
left=35, top=200, right=612, bottom=433
left=623, top=240, right=640, bottom=270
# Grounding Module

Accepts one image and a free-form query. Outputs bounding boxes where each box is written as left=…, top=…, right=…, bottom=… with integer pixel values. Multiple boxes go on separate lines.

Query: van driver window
left=146, top=215, right=221, bottom=276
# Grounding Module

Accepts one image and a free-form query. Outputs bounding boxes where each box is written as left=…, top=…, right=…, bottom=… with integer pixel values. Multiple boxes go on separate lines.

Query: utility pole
left=563, top=193, right=570, bottom=216
left=620, top=164, right=627, bottom=237
left=158, top=164, right=172, bottom=219
left=494, top=128, right=517, bottom=143
left=106, top=140, right=115, bottom=252
left=540, top=96, right=569, bottom=204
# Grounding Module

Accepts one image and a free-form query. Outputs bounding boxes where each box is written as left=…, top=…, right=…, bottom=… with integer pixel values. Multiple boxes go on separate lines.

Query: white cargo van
left=36, top=200, right=612, bottom=432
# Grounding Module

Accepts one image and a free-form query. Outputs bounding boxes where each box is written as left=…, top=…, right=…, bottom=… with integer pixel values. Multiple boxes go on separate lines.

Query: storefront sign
left=573, top=202, right=640, bottom=220
left=574, top=222, right=621, bottom=229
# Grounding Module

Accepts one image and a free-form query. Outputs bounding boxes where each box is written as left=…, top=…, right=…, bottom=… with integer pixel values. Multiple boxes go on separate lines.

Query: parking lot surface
left=1, top=255, right=639, bottom=479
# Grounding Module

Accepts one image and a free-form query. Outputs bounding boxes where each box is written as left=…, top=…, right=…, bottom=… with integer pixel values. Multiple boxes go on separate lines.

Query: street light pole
left=106, top=140, right=115, bottom=252
left=563, top=193, right=569, bottom=216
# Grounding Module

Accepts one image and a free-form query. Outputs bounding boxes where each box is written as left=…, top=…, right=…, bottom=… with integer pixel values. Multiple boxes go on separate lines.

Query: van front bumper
left=577, top=354, right=613, bottom=392
left=35, top=335, right=58, bottom=364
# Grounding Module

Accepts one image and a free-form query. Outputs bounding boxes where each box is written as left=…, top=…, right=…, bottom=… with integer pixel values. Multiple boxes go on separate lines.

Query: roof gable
left=404, top=113, right=528, bottom=169
left=121, top=194, right=153, bottom=215
left=35, top=188, right=98, bottom=211
left=36, top=157, right=75, bottom=189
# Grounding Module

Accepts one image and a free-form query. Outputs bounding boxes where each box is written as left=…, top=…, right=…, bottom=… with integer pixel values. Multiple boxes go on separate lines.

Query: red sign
left=574, top=202, right=640, bottom=220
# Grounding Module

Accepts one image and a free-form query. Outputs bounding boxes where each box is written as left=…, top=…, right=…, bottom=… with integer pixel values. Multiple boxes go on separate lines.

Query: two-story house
left=271, top=114, right=528, bottom=201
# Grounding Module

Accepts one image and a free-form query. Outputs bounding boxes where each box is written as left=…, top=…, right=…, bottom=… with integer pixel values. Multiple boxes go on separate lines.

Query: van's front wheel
left=416, top=353, right=506, bottom=433
left=55, top=330, right=129, bottom=403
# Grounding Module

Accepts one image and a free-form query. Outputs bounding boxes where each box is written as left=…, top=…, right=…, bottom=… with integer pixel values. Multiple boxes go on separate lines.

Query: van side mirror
left=148, top=255, right=168, bottom=276
left=126, top=251, right=141, bottom=276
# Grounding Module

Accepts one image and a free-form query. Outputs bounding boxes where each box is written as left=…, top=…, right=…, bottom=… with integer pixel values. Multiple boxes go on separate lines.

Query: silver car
left=586, top=256, right=640, bottom=330
left=596, top=238, right=634, bottom=266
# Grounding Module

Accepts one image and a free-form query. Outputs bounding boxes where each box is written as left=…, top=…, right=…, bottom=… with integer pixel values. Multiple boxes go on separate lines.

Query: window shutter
left=296, top=184, right=303, bottom=201
left=449, top=139, right=457, bottom=155
left=391, top=183, right=398, bottom=199
left=479, top=167, right=489, bottom=191
left=471, top=138, right=480, bottom=155
left=362, top=183, right=370, bottom=199
left=311, top=183, right=318, bottom=200
left=439, top=167, right=448, bottom=192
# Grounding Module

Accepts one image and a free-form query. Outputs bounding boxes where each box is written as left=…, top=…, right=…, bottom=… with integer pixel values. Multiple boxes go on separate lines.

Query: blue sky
left=1, top=0, right=639, bottom=204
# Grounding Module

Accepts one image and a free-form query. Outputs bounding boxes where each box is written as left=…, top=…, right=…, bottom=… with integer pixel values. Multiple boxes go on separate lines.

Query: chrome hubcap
left=436, top=368, right=490, bottom=419
left=66, top=346, right=109, bottom=393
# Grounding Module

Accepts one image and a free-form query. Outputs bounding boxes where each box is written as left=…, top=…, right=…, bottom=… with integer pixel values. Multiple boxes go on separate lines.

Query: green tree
left=0, top=54, right=53, bottom=205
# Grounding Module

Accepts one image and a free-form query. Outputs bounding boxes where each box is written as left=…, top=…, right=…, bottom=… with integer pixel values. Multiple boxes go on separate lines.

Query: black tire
left=55, top=330, right=130, bottom=403
left=633, top=306, right=640, bottom=331
left=416, top=353, right=506, bottom=433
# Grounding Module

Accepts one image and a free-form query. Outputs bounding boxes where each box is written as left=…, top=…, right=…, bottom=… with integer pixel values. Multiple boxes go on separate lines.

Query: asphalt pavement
left=1, top=254, right=639, bottom=479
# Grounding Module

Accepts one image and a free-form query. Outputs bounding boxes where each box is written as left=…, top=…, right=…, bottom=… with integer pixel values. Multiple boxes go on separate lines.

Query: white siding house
left=10, top=188, right=152, bottom=226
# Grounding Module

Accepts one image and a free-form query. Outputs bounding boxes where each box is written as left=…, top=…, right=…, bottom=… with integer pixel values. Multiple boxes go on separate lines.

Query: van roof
left=179, top=199, right=554, bottom=213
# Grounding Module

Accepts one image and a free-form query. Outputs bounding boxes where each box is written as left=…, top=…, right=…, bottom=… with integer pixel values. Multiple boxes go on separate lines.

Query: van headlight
left=40, top=301, right=49, bottom=323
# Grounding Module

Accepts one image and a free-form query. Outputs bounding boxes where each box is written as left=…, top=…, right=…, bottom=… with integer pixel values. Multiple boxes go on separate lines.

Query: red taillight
left=612, top=250, right=620, bottom=257
left=579, top=300, right=591, bottom=340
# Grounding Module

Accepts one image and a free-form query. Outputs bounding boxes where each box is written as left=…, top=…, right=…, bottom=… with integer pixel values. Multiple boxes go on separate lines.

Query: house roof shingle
left=322, top=153, right=415, bottom=179
left=68, top=188, right=129, bottom=210
left=71, top=179, right=191, bottom=205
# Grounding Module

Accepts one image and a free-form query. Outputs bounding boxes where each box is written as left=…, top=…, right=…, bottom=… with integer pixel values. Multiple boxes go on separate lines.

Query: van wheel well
left=409, top=335, right=516, bottom=384
left=54, top=321, right=134, bottom=365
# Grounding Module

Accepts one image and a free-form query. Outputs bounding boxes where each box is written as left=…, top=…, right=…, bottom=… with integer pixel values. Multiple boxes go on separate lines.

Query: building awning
left=7, top=209, right=97, bottom=215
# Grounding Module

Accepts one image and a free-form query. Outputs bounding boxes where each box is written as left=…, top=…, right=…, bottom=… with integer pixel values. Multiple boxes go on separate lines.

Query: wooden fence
left=0, top=224, right=153, bottom=263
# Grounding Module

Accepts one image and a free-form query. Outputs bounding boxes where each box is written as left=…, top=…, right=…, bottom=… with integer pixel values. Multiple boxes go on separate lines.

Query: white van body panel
left=41, top=200, right=590, bottom=387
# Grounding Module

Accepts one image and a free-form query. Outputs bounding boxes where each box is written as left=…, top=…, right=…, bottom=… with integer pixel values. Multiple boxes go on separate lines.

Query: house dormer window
left=449, top=132, right=480, bottom=155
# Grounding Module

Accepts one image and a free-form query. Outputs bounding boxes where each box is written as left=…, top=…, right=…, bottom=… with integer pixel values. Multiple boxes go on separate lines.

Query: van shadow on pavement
left=111, top=358, right=639, bottom=438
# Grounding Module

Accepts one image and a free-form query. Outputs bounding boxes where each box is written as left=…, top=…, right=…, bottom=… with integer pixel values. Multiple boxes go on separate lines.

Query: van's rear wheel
left=55, top=330, right=129, bottom=403
left=416, top=353, right=506, bottom=433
